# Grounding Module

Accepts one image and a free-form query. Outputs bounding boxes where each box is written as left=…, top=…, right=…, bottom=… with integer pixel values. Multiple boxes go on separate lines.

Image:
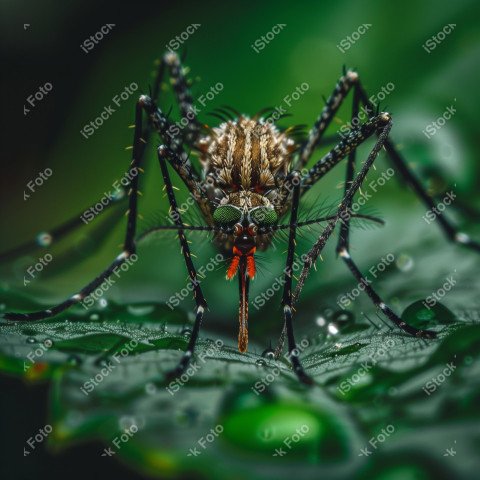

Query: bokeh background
left=1, top=0, right=479, bottom=479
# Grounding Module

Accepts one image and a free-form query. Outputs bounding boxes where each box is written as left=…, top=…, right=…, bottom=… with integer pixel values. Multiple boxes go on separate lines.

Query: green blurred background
left=1, top=0, right=479, bottom=479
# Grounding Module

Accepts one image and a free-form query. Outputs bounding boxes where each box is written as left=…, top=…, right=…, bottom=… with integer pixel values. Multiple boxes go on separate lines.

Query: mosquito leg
left=337, top=247, right=436, bottom=337
left=293, top=113, right=393, bottom=304
left=274, top=112, right=387, bottom=213
left=332, top=99, right=435, bottom=338
left=356, top=84, right=480, bottom=253
left=295, top=68, right=359, bottom=170
left=163, top=51, right=202, bottom=145
left=336, top=85, right=361, bottom=253
left=0, top=56, right=169, bottom=263
left=280, top=171, right=313, bottom=384
left=157, top=146, right=208, bottom=379
left=1, top=97, right=150, bottom=321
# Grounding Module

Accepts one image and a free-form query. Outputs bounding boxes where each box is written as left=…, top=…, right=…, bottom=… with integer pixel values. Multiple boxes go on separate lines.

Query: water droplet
left=256, top=359, right=266, bottom=366
left=316, top=315, right=327, bottom=327
left=401, top=300, right=455, bottom=329
left=328, top=323, right=339, bottom=335
left=89, top=313, right=100, bottom=321
left=145, top=382, right=157, bottom=395
left=26, top=337, right=36, bottom=344
left=36, top=232, right=53, bottom=247
left=99, top=299, right=108, bottom=308
left=66, top=355, right=82, bottom=366
left=0, top=303, right=5, bottom=311
left=127, top=304, right=155, bottom=316
left=464, top=356, right=473, bottom=365
left=180, top=327, right=192, bottom=337
left=261, top=348, right=275, bottom=360
left=119, top=415, right=140, bottom=430
left=332, top=311, right=354, bottom=330
left=396, top=253, right=414, bottom=272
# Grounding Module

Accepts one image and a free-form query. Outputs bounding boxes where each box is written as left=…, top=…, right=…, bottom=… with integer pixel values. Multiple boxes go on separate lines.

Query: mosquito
left=2, top=52, right=479, bottom=385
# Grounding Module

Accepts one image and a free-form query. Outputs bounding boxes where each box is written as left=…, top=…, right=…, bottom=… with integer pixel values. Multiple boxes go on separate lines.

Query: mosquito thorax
left=198, top=116, right=295, bottom=209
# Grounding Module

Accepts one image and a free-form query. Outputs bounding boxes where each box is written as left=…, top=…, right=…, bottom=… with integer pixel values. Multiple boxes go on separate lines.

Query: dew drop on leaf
left=261, top=348, right=275, bottom=360
left=36, top=232, right=52, bottom=247
left=401, top=300, right=455, bottom=329
left=66, top=354, right=82, bottom=366
left=127, top=304, right=155, bottom=316
left=145, top=382, right=157, bottom=395
left=26, top=337, right=36, bottom=344
left=331, top=310, right=354, bottom=330
left=180, top=327, right=192, bottom=337
left=256, top=359, right=266, bottom=366
left=396, top=253, right=414, bottom=272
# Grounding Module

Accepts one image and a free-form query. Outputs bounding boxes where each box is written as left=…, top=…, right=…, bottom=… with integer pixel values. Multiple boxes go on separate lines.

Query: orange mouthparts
left=226, top=247, right=256, bottom=353
left=226, top=246, right=256, bottom=280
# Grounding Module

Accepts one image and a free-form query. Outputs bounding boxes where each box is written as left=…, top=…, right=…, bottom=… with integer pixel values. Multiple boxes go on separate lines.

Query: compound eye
left=250, top=207, right=278, bottom=226
left=213, top=205, right=242, bottom=225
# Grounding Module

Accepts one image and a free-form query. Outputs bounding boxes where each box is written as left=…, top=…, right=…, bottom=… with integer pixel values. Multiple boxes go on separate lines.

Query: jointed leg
left=0, top=56, right=168, bottom=264
left=1, top=97, right=151, bottom=321
left=274, top=112, right=387, bottom=212
left=356, top=85, right=480, bottom=253
left=294, top=114, right=436, bottom=338
left=157, top=146, right=208, bottom=379
left=163, top=52, right=202, bottom=145
left=280, top=172, right=313, bottom=384
left=295, top=68, right=359, bottom=170
left=334, top=100, right=435, bottom=337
